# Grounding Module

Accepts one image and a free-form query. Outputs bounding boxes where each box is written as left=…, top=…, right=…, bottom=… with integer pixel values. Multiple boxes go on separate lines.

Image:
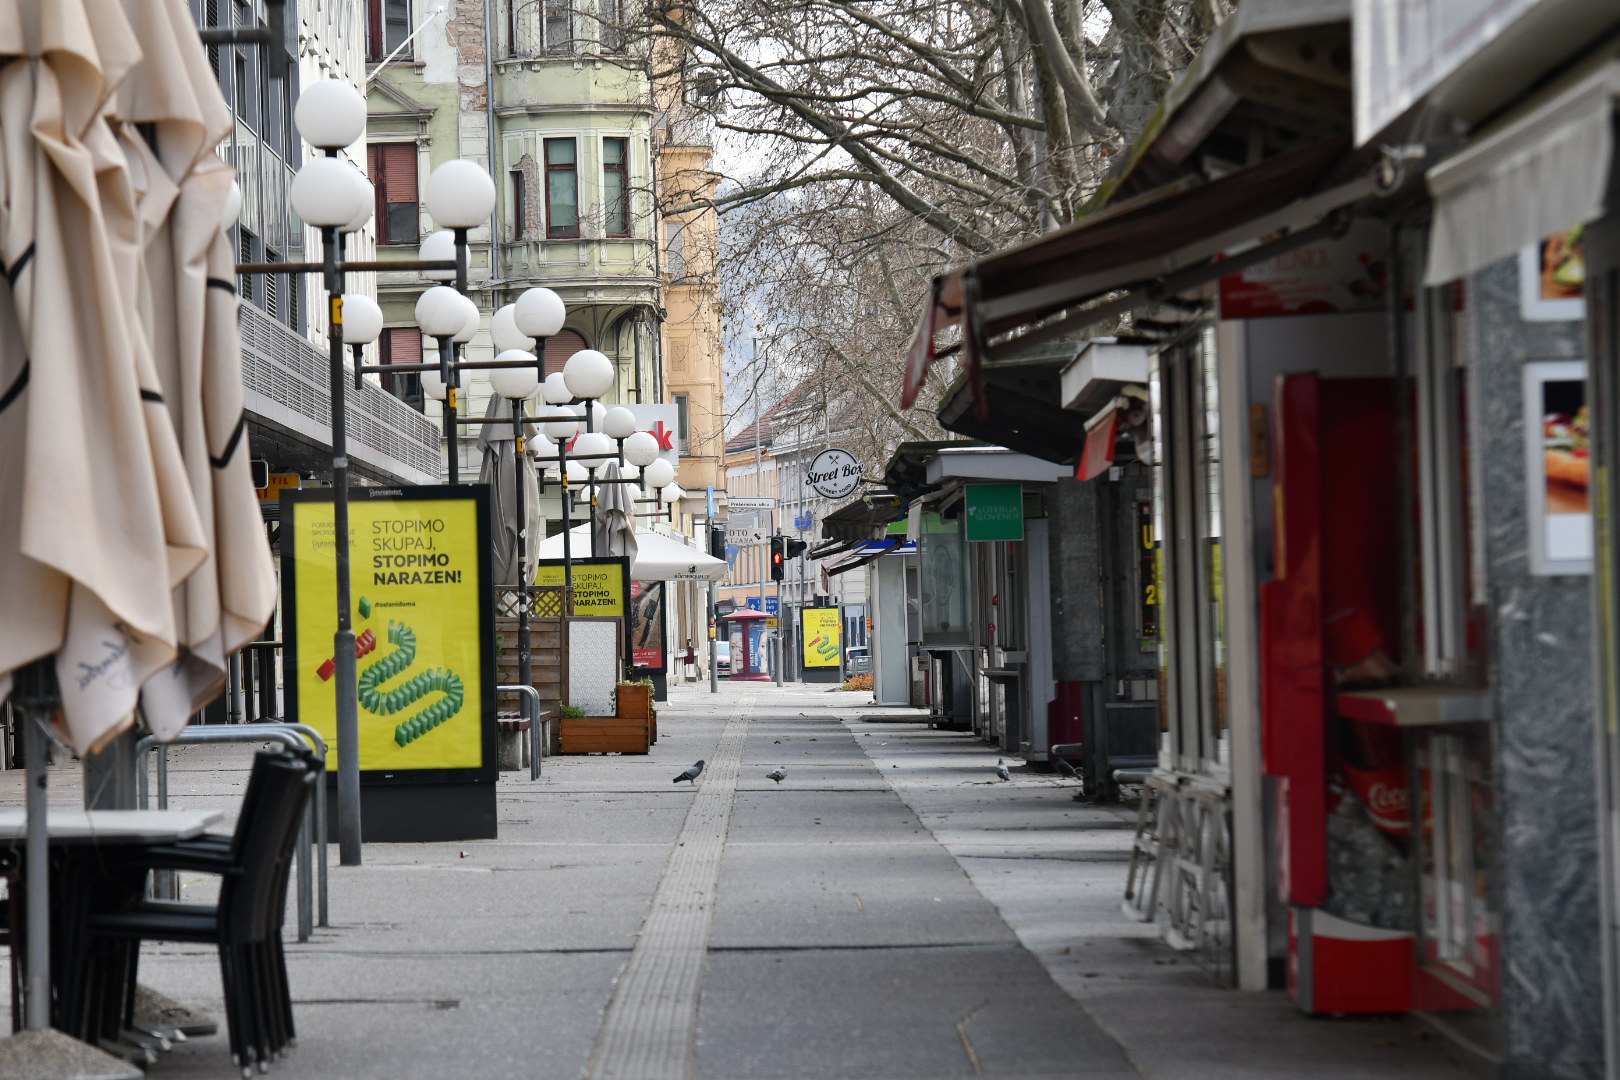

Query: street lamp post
left=289, top=80, right=372, bottom=867
left=286, top=80, right=499, bottom=864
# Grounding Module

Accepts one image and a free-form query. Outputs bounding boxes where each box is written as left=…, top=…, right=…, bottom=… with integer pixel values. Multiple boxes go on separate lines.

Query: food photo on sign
left=1524, top=359, right=1592, bottom=574
left=1520, top=226, right=1586, bottom=321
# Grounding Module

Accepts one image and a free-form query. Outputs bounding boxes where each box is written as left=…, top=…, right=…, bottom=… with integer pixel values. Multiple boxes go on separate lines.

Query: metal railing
left=498, top=685, right=545, bottom=781
left=136, top=723, right=329, bottom=942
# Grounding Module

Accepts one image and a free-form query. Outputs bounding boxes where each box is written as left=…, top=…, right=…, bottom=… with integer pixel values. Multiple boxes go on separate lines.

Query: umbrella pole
left=559, top=444, right=574, bottom=593
left=325, top=221, right=363, bottom=867
left=17, top=663, right=52, bottom=1030
left=0, top=661, right=141, bottom=1080
left=514, top=401, right=532, bottom=692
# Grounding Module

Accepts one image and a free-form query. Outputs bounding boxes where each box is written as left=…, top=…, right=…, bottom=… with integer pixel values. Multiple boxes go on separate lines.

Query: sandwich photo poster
left=1525, top=359, right=1591, bottom=574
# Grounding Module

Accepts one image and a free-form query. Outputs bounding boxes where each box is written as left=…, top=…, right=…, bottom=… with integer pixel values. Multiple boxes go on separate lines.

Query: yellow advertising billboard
left=801, top=607, right=843, bottom=668
left=532, top=557, right=629, bottom=619
left=283, top=487, right=495, bottom=779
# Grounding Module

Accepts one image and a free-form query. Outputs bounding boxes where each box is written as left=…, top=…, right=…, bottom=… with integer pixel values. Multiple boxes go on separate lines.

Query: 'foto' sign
left=964, top=484, right=1023, bottom=542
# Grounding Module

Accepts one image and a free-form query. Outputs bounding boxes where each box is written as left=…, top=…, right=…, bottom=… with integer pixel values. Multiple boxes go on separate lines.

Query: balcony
left=239, top=302, right=440, bottom=486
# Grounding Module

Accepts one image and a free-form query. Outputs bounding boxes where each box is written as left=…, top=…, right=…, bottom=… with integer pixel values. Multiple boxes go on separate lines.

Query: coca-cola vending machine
left=1261, top=373, right=1415, bottom=1013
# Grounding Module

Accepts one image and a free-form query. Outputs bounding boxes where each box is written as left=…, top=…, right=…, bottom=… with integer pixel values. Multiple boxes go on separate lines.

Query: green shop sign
left=964, top=483, right=1024, bottom=542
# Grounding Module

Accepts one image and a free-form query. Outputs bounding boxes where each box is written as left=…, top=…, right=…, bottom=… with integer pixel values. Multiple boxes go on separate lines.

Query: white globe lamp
left=490, top=351, right=540, bottom=399
left=340, top=171, right=374, bottom=234
left=452, top=295, right=481, bottom=344
left=220, top=180, right=242, bottom=232
left=563, top=348, right=615, bottom=401
left=294, top=79, right=367, bottom=149
left=419, top=230, right=457, bottom=281
left=491, top=305, right=530, bottom=352
left=341, top=294, right=384, bottom=345
left=542, top=372, right=573, bottom=405
left=414, top=285, right=466, bottom=338
left=660, top=483, right=684, bottom=506
left=572, top=431, right=614, bottom=468
left=514, top=287, right=566, bottom=338
left=420, top=368, right=448, bottom=402
left=603, top=406, right=637, bottom=440
left=425, top=160, right=497, bottom=229
left=643, top=457, right=675, bottom=490
left=622, top=431, right=660, bottom=468
left=290, top=157, right=365, bottom=227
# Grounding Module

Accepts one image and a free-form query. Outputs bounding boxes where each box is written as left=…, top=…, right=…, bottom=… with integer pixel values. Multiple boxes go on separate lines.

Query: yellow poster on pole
left=532, top=557, right=630, bottom=618
left=801, top=607, right=843, bottom=668
left=283, top=487, right=495, bottom=777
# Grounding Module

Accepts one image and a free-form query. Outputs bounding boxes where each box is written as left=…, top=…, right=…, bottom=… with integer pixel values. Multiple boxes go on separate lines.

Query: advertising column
left=283, top=487, right=498, bottom=841
left=800, top=606, right=843, bottom=684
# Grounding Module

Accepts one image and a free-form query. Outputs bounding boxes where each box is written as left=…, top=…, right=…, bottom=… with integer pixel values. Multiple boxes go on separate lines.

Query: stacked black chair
left=70, top=748, right=317, bottom=1075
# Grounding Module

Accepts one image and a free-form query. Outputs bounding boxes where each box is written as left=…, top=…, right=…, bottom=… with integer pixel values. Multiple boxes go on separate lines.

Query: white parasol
left=536, top=524, right=727, bottom=582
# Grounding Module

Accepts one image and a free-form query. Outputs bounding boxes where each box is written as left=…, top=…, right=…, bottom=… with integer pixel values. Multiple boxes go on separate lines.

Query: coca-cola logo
left=1365, top=781, right=1407, bottom=819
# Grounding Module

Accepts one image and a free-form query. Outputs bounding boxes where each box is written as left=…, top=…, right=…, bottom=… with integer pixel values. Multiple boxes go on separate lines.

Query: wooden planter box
left=615, top=685, right=656, bottom=744
left=559, top=716, right=649, bottom=755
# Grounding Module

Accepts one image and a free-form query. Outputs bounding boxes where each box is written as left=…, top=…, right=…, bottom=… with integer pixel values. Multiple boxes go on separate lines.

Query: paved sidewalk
left=3, top=684, right=1475, bottom=1078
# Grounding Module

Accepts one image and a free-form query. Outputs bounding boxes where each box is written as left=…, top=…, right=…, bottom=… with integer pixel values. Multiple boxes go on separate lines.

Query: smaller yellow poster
left=532, top=558, right=629, bottom=618
left=801, top=607, right=842, bottom=668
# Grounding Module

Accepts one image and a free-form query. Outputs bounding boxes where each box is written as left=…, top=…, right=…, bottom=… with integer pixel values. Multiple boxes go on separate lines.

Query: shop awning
left=904, top=137, right=1374, bottom=417
left=825, top=538, right=916, bottom=577
left=1425, top=56, right=1620, bottom=285
left=819, top=493, right=905, bottom=543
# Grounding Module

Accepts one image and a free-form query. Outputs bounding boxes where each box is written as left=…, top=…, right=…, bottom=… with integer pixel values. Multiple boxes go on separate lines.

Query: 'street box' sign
left=806, top=448, right=863, bottom=500
left=964, top=483, right=1024, bottom=542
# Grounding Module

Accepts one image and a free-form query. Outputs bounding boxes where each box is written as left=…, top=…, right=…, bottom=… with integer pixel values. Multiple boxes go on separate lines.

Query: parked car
left=714, top=641, right=731, bottom=673
left=846, top=646, right=870, bottom=674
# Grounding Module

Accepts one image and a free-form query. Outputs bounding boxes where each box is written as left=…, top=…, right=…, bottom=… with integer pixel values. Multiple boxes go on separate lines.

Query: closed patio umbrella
left=592, top=461, right=639, bottom=563
left=116, top=0, right=277, bottom=737
left=477, top=394, right=542, bottom=587
left=0, top=0, right=209, bottom=756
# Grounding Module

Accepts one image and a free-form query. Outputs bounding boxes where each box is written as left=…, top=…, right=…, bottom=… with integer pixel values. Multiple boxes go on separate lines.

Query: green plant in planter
left=559, top=705, right=586, bottom=719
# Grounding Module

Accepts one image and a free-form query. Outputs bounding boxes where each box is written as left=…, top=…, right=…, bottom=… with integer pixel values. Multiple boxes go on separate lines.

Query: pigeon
left=996, top=758, right=1011, bottom=782
left=766, top=767, right=786, bottom=784
left=673, top=760, right=705, bottom=784
left=1051, top=754, right=1080, bottom=781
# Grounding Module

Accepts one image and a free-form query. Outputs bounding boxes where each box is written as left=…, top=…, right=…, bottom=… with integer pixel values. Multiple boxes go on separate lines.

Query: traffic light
left=709, top=524, right=727, bottom=561
left=769, top=536, right=785, bottom=581
left=784, top=537, right=808, bottom=560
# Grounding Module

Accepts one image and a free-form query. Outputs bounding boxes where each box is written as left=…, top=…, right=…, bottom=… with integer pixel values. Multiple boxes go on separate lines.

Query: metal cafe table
left=0, top=808, right=223, bottom=1042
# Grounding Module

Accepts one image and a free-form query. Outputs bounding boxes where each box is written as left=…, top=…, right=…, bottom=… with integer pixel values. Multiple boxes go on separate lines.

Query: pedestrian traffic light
left=709, top=525, right=727, bottom=561
left=769, top=536, right=786, bottom=581
left=784, top=537, right=808, bottom=559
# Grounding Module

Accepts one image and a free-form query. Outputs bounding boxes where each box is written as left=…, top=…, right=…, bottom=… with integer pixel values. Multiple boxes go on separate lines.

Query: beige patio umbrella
left=477, top=394, right=543, bottom=587
left=0, top=1, right=209, bottom=756
left=593, top=460, right=639, bottom=562
left=116, top=0, right=277, bottom=737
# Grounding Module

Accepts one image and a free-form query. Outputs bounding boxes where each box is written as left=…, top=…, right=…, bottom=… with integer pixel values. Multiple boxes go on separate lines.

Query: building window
left=674, top=393, right=689, bottom=454
left=599, top=0, right=624, bottom=52
left=545, top=138, right=579, bottom=239
left=664, top=220, right=687, bottom=280
left=542, top=0, right=573, bottom=53
left=543, top=328, right=588, bottom=377
left=602, top=137, right=630, bottom=237
left=368, top=0, right=412, bottom=62
left=367, top=143, right=419, bottom=245
left=510, top=170, right=526, bottom=240
left=380, top=328, right=425, bottom=411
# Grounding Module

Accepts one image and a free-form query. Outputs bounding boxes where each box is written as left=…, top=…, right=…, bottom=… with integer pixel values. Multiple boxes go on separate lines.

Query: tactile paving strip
left=586, top=696, right=754, bottom=1080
